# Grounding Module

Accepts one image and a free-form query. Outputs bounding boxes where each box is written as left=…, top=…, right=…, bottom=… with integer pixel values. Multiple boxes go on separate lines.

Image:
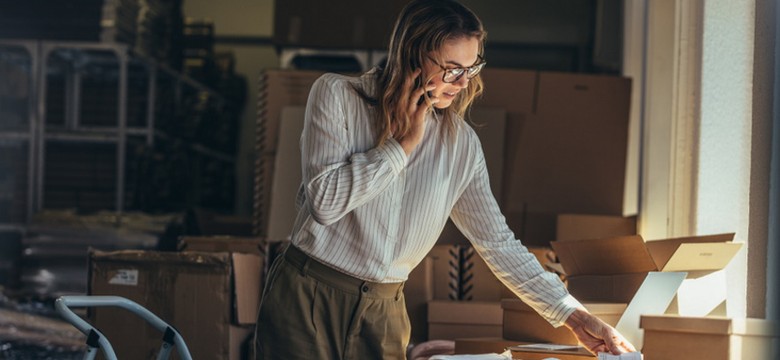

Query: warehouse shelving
left=0, top=39, right=236, bottom=230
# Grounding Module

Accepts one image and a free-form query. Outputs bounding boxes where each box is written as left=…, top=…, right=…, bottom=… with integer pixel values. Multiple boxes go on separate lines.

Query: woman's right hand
left=396, top=69, right=438, bottom=155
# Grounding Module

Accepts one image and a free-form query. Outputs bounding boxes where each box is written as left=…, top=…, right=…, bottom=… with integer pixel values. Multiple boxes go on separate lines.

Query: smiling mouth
left=443, top=91, right=458, bottom=97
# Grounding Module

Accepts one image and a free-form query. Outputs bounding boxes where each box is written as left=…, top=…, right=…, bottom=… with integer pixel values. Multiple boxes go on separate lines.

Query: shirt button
left=362, top=285, right=369, bottom=293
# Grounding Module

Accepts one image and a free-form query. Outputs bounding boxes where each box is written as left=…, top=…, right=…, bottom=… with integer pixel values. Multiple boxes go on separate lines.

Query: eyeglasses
left=430, top=54, right=486, bottom=83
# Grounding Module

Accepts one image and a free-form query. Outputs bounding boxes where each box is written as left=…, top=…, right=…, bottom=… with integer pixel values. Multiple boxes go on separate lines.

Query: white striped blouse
left=289, top=70, right=582, bottom=327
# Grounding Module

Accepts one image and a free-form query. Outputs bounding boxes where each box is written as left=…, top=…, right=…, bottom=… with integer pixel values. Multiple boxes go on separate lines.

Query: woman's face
left=423, top=36, right=481, bottom=109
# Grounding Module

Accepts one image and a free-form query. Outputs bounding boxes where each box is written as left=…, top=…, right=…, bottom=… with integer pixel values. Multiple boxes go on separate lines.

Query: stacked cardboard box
left=640, top=315, right=779, bottom=360
left=89, top=236, right=264, bottom=360
left=475, top=69, right=634, bottom=247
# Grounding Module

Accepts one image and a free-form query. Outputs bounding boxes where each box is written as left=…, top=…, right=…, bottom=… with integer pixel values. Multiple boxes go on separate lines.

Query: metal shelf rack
left=0, top=39, right=235, bottom=230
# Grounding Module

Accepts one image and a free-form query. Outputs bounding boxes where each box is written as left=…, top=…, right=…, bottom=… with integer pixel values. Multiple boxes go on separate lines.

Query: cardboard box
left=565, top=273, right=648, bottom=303
left=178, top=236, right=265, bottom=255
left=555, top=214, right=637, bottom=242
left=501, top=299, right=625, bottom=344
left=267, top=106, right=305, bottom=242
left=428, top=245, right=508, bottom=301
left=477, top=69, right=633, bottom=246
left=255, top=70, right=325, bottom=237
left=89, top=250, right=260, bottom=360
left=640, top=315, right=780, bottom=360
left=550, top=233, right=741, bottom=304
left=454, top=337, right=521, bottom=355
left=177, top=236, right=265, bottom=325
left=273, top=0, right=406, bottom=49
left=428, top=301, right=503, bottom=340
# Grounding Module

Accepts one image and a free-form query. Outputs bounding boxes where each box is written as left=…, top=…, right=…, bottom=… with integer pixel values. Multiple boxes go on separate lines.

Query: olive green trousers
left=254, top=245, right=410, bottom=359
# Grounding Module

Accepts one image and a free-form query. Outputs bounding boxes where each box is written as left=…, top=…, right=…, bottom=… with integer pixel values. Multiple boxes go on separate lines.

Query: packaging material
left=89, top=250, right=258, bottom=359
left=551, top=233, right=742, bottom=314
left=504, top=71, right=631, bottom=216
left=428, top=301, right=503, bottom=340
left=501, top=299, right=625, bottom=344
left=564, top=273, right=648, bottom=303
left=178, top=235, right=264, bottom=254
left=454, top=337, right=522, bottom=355
left=475, top=69, right=633, bottom=246
left=254, top=70, right=325, bottom=237
left=267, top=106, right=306, bottom=241
left=406, top=256, right=434, bottom=344
left=640, top=315, right=780, bottom=360
left=429, top=245, right=508, bottom=301
left=555, top=214, right=637, bottom=242
left=177, top=236, right=264, bottom=325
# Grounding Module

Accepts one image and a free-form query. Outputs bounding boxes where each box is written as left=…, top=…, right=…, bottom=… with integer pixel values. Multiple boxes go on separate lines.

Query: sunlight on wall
left=698, top=0, right=755, bottom=317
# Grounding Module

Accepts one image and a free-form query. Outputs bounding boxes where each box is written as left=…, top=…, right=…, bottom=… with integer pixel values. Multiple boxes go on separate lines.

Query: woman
left=255, top=0, right=637, bottom=359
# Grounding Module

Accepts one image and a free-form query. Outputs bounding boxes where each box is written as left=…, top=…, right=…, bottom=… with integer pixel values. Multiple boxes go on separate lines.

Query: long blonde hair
left=359, top=0, right=486, bottom=145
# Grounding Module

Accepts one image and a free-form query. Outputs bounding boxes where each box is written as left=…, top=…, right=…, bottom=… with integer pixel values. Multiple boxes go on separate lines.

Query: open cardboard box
left=550, top=232, right=742, bottom=347
left=551, top=233, right=741, bottom=308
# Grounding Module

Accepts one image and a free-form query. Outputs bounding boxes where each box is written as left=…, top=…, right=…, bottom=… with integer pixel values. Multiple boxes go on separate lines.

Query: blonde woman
left=254, top=0, right=636, bottom=358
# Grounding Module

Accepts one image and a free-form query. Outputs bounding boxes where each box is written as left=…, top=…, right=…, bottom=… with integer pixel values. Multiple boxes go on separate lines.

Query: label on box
left=108, top=269, right=139, bottom=286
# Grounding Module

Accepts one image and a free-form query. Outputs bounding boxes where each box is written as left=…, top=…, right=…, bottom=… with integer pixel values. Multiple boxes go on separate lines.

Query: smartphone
left=417, top=91, right=432, bottom=105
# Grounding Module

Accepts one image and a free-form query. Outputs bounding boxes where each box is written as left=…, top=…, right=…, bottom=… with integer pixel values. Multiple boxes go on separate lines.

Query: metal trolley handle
left=55, top=295, right=194, bottom=360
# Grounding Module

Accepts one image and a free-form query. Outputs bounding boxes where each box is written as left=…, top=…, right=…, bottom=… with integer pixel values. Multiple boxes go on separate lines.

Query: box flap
left=551, top=236, right=657, bottom=275
left=660, top=243, right=743, bottom=272
left=178, top=236, right=265, bottom=255
left=231, top=253, right=264, bottom=325
left=645, top=233, right=741, bottom=271
left=427, top=301, right=502, bottom=325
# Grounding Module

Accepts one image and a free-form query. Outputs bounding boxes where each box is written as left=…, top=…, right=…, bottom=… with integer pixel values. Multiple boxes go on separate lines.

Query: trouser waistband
left=284, top=245, right=404, bottom=299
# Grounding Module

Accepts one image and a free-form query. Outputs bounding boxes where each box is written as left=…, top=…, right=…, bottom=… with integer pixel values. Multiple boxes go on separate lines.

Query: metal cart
left=55, top=295, right=193, bottom=360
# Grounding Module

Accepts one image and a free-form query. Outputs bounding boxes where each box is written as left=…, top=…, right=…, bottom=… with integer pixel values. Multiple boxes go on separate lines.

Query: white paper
left=598, top=352, right=642, bottom=360
left=429, top=350, right=512, bottom=360
left=615, top=271, right=686, bottom=349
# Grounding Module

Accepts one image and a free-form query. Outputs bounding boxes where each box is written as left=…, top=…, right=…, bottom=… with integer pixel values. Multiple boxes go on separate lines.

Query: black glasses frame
left=429, top=54, right=487, bottom=83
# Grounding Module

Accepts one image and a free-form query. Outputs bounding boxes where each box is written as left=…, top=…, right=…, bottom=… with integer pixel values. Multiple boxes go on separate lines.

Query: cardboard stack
left=640, top=315, right=779, bottom=360
left=88, top=236, right=265, bottom=360
left=475, top=69, right=634, bottom=247
left=254, top=69, right=325, bottom=238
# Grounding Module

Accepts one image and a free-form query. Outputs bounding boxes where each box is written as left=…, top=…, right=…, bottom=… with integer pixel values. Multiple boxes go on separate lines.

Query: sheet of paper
left=598, top=352, right=642, bottom=360
left=429, top=349, right=512, bottom=360
left=615, top=271, right=686, bottom=349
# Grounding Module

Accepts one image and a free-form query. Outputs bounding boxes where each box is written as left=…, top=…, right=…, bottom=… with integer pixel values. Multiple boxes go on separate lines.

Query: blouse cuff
left=376, top=138, right=408, bottom=173
left=542, top=294, right=583, bottom=328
